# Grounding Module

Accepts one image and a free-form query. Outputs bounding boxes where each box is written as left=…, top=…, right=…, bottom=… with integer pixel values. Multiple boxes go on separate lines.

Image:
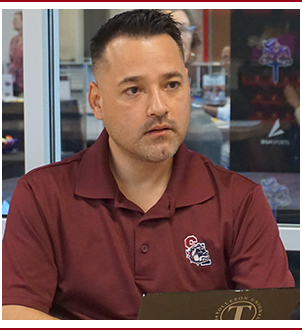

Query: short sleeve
left=229, top=185, right=294, bottom=289
left=2, top=177, right=58, bottom=313
left=217, top=98, right=230, bottom=121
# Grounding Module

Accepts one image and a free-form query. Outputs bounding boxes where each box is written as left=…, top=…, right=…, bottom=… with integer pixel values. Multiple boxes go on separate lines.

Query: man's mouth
left=146, top=124, right=172, bottom=134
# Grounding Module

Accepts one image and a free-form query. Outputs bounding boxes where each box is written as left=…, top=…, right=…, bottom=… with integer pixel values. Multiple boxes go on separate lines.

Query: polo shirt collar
left=75, top=129, right=118, bottom=199
left=75, top=129, right=214, bottom=207
left=166, top=142, right=214, bottom=208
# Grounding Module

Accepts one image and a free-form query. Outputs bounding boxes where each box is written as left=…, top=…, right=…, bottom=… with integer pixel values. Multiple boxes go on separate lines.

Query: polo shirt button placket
left=141, top=244, right=149, bottom=254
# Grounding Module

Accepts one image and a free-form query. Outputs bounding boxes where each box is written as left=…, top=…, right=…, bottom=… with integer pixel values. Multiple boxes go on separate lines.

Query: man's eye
left=167, top=81, right=180, bottom=89
left=126, top=87, right=139, bottom=95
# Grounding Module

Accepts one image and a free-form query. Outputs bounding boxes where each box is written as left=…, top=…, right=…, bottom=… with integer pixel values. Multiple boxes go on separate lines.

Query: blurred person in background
left=162, top=9, right=200, bottom=66
left=7, top=11, right=23, bottom=96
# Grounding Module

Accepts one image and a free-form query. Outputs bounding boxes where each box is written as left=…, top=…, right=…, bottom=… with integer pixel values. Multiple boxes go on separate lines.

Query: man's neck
left=108, top=140, right=174, bottom=213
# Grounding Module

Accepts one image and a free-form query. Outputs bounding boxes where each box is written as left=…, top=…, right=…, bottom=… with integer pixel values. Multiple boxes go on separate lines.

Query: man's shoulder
left=21, top=148, right=88, bottom=184
left=191, top=150, right=259, bottom=191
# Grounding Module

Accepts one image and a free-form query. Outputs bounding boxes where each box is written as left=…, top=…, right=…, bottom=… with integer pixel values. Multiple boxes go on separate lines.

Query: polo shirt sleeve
left=229, top=185, right=295, bottom=289
left=2, top=177, right=58, bottom=314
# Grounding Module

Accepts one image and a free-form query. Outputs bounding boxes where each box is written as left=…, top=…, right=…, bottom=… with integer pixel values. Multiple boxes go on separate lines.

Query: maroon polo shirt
left=2, top=129, right=294, bottom=319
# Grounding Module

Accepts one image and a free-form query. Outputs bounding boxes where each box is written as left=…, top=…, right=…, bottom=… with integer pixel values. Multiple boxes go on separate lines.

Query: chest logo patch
left=184, top=235, right=212, bottom=266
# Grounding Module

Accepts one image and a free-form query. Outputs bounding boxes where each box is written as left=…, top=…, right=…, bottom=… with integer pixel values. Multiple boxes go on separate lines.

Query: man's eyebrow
left=118, top=75, right=143, bottom=86
left=161, top=71, right=184, bottom=80
left=118, top=71, right=184, bottom=86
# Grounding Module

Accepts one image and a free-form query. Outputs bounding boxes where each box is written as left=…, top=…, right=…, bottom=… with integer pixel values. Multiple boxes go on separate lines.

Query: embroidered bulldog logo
left=184, top=235, right=212, bottom=266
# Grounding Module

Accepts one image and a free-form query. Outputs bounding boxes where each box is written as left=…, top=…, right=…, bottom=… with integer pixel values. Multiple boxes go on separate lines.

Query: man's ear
left=88, top=81, right=103, bottom=120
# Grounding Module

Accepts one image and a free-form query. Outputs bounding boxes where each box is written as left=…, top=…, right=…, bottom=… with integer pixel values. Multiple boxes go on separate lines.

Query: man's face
left=89, top=34, right=191, bottom=163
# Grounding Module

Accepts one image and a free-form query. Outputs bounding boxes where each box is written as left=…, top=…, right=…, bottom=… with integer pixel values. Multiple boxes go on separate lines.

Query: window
left=2, top=9, right=25, bottom=217
left=2, top=9, right=61, bottom=219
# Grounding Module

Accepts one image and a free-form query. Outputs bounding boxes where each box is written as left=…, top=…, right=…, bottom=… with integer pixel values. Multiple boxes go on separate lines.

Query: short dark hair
left=90, top=9, right=184, bottom=71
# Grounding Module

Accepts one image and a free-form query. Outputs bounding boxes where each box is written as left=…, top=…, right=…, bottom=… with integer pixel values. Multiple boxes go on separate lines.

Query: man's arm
left=2, top=305, right=59, bottom=320
left=3, top=178, right=59, bottom=319
left=229, top=185, right=294, bottom=288
left=203, top=98, right=231, bottom=122
left=202, top=104, right=218, bottom=118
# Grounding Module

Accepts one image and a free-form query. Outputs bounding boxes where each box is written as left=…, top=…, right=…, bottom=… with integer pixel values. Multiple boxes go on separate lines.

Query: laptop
left=138, top=287, right=300, bottom=320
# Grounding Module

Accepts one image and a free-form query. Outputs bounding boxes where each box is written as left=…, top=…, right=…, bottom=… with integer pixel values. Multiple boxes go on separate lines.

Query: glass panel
left=2, top=9, right=24, bottom=216
left=185, top=9, right=231, bottom=168
left=59, top=9, right=107, bottom=157
left=230, top=9, right=300, bottom=224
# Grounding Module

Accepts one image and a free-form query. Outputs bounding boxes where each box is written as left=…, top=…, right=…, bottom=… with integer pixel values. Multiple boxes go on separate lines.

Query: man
left=2, top=10, right=294, bottom=320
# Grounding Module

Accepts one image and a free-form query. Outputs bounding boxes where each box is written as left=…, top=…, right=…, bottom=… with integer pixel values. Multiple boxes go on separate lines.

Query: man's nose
left=147, top=88, right=169, bottom=117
